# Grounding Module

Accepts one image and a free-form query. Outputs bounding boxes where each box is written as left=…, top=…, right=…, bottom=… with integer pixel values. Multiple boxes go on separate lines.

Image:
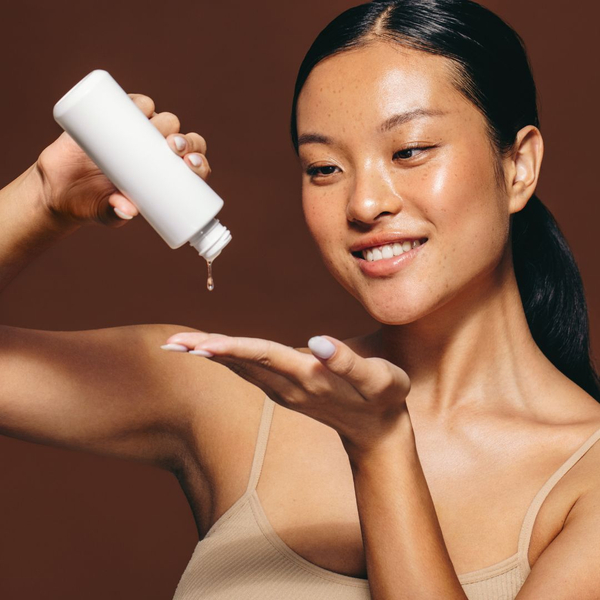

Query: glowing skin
left=298, top=42, right=512, bottom=325
left=295, top=41, right=561, bottom=414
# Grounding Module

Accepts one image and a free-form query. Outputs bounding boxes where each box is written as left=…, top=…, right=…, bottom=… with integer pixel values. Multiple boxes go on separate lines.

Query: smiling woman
left=166, top=1, right=600, bottom=598
left=1, top=1, right=599, bottom=600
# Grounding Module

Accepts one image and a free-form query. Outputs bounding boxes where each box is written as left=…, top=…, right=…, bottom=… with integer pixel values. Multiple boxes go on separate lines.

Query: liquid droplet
left=206, top=259, right=215, bottom=291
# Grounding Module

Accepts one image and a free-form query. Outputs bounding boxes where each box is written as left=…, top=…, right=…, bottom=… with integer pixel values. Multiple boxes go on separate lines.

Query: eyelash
left=305, top=145, right=433, bottom=179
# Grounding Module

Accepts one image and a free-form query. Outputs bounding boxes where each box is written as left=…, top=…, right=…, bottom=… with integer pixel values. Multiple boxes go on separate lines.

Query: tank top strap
left=245, top=394, right=276, bottom=494
left=517, top=424, right=600, bottom=558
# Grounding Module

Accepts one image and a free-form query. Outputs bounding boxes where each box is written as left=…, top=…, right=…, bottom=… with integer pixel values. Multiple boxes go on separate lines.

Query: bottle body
left=53, top=69, right=231, bottom=260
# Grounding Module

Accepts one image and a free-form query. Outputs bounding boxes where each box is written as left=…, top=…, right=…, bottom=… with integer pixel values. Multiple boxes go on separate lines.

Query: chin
left=356, top=293, right=430, bottom=326
left=365, top=306, right=424, bottom=326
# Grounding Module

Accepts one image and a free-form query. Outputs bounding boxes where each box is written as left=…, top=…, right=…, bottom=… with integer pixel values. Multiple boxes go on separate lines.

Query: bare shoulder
left=566, top=400, right=600, bottom=493
left=519, top=416, right=600, bottom=597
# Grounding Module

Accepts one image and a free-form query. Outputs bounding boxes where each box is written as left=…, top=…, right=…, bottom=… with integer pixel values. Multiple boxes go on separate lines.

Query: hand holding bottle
left=35, top=93, right=212, bottom=229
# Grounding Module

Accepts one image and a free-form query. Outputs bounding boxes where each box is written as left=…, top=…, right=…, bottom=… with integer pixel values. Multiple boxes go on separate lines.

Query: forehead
left=296, top=42, right=467, bottom=134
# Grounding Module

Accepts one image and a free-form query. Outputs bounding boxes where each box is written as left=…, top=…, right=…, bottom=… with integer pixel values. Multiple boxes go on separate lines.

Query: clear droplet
left=206, top=259, right=214, bottom=291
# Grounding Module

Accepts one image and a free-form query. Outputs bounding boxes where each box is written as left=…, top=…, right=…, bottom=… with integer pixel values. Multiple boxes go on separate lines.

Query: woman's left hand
left=161, top=332, right=411, bottom=456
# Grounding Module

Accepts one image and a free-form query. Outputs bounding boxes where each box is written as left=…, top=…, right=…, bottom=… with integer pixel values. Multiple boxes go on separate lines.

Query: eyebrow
left=297, top=108, right=448, bottom=147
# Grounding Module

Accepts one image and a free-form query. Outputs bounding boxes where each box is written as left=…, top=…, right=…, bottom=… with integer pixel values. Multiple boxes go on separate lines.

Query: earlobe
left=508, top=125, right=544, bottom=214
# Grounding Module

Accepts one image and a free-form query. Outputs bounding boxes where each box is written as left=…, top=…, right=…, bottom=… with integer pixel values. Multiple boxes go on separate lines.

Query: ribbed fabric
left=173, top=395, right=600, bottom=600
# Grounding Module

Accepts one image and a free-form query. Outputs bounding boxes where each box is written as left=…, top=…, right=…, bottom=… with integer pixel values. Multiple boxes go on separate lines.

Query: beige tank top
left=172, top=394, right=600, bottom=600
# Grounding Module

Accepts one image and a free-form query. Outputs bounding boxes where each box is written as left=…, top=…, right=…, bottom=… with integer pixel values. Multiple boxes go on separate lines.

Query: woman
left=2, top=0, right=599, bottom=598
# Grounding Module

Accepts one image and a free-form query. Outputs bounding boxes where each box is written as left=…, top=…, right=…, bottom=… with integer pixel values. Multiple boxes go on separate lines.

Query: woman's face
left=296, top=41, right=513, bottom=325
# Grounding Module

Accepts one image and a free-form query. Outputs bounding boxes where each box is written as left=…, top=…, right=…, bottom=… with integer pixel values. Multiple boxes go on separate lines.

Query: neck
left=371, top=254, right=553, bottom=417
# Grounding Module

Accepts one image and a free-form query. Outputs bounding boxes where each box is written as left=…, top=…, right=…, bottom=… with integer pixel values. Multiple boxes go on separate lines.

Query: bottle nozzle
left=189, top=218, right=232, bottom=261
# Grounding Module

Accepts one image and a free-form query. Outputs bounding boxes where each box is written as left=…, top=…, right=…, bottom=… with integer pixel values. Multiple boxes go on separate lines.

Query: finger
left=127, top=93, right=156, bottom=118
left=166, top=132, right=207, bottom=157
left=150, top=111, right=181, bottom=137
left=161, top=331, right=304, bottom=407
left=202, top=355, right=299, bottom=408
left=163, top=331, right=213, bottom=347
left=108, top=193, right=139, bottom=222
left=307, top=335, right=410, bottom=399
left=163, top=333, right=313, bottom=386
left=183, top=153, right=211, bottom=179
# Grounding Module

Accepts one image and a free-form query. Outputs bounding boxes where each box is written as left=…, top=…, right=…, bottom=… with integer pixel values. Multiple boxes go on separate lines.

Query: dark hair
left=289, top=0, right=600, bottom=401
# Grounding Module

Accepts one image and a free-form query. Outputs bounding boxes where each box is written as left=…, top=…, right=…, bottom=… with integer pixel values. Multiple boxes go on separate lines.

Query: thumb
left=308, top=335, right=411, bottom=400
left=307, top=335, right=338, bottom=360
left=308, top=335, right=370, bottom=388
left=105, top=193, right=139, bottom=226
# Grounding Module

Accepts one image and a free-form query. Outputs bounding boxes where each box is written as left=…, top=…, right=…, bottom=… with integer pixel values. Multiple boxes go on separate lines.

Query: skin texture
left=165, top=41, right=600, bottom=599
left=295, top=40, right=553, bottom=417
left=3, top=37, right=600, bottom=599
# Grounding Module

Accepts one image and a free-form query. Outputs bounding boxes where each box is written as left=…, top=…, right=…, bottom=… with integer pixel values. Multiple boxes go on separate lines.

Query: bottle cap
left=189, top=218, right=232, bottom=261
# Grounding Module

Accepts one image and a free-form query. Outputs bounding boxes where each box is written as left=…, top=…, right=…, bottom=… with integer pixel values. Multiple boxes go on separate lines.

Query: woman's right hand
left=35, top=93, right=212, bottom=228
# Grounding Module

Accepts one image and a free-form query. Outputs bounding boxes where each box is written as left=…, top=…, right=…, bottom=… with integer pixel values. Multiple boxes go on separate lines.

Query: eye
left=305, top=165, right=339, bottom=178
left=393, top=145, right=433, bottom=160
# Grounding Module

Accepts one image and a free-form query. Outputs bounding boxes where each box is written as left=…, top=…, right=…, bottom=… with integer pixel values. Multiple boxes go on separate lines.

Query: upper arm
left=515, top=482, right=600, bottom=599
left=0, top=322, right=240, bottom=471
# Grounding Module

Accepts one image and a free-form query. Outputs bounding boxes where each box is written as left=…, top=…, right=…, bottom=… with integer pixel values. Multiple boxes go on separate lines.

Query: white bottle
left=52, top=69, right=232, bottom=262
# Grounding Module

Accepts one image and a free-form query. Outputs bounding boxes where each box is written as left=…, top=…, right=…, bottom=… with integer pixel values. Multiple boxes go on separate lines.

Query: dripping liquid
left=206, top=259, right=214, bottom=291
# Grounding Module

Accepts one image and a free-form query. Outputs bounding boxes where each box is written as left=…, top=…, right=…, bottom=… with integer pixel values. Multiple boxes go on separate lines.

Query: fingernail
left=188, top=154, right=203, bottom=167
left=174, top=135, right=186, bottom=151
left=308, top=336, right=336, bottom=359
left=189, top=349, right=214, bottom=357
left=114, top=207, right=133, bottom=220
left=160, top=343, right=189, bottom=352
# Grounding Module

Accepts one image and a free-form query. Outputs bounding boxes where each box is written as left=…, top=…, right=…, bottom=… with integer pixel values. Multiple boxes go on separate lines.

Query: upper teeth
left=361, top=240, right=422, bottom=262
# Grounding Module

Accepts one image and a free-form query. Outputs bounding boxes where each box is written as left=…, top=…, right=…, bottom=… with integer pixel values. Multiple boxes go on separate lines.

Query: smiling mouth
left=351, top=238, right=428, bottom=261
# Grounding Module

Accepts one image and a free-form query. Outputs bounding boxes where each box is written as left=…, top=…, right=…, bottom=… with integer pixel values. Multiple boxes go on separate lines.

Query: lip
left=349, top=233, right=428, bottom=253
left=353, top=239, right=427, bottom=277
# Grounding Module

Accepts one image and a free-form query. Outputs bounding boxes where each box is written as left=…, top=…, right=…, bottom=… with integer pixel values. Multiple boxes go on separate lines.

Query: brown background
left=0, top=0, right=598, bottom=597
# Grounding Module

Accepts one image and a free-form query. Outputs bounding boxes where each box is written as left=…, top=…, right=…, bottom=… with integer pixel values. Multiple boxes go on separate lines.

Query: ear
left=505, top=125, right=544, bottom=215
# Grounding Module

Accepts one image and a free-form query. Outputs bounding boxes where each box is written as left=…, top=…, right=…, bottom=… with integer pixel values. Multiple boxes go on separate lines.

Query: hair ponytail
left=512, top=195, right=600, bottom=399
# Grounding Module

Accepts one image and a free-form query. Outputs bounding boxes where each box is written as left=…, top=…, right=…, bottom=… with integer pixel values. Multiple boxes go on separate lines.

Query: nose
left=345, top=161, right=404, bottom=225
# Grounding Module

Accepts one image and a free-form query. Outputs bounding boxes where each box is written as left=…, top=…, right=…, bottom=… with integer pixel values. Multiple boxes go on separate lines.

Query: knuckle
left=129, top=93, right=155, bottom=115
left=371, top=364, right=397, bottom=396
left=285, top=391, right=304, bottom=407
left=256, top=354, right=272, bottom=368
left=160, top=111, right=181, bottom=131
left=253, top=341, right=274, bottom=368
left=337, top=357, right=358, bottom=378
left=302, top=378, right=324, bottom=397
left=188, top=132, right=207, bottom=155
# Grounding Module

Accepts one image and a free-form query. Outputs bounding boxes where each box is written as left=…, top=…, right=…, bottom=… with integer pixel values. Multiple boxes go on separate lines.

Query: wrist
left=22, top=162, right=80, bottom=235
left=342, top=411, right=416, bottom=470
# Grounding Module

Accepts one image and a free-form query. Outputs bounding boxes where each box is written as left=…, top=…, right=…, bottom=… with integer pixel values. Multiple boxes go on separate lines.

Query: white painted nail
left=160, top=344, right=189, bottom=352
left=174, top=136, right=186, bottom=151
left=114, top=207, right=133, bottom=220
left=188, top=154, right=203, bottom=167
left=189, top=349, right=214, bottom=357
left=308, top=336, right=336, bottom=359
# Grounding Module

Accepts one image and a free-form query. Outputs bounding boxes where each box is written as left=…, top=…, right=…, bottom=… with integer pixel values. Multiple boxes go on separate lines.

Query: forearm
left=0, top=163, right=79, bottom=293
left=346, top=418, right=467, bottom=600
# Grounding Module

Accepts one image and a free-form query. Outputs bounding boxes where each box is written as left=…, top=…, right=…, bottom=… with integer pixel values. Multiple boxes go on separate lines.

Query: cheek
left=302, top=190, right=342, bottom=253
left=302, top=190, right=359, bottom=288
left=423, top=141, right=507, bottom=249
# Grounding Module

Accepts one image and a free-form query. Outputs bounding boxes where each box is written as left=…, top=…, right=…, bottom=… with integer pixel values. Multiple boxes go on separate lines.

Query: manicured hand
left=35, top=93, right=211, bottom=228
left=160, top=332, right=411, bottom=455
